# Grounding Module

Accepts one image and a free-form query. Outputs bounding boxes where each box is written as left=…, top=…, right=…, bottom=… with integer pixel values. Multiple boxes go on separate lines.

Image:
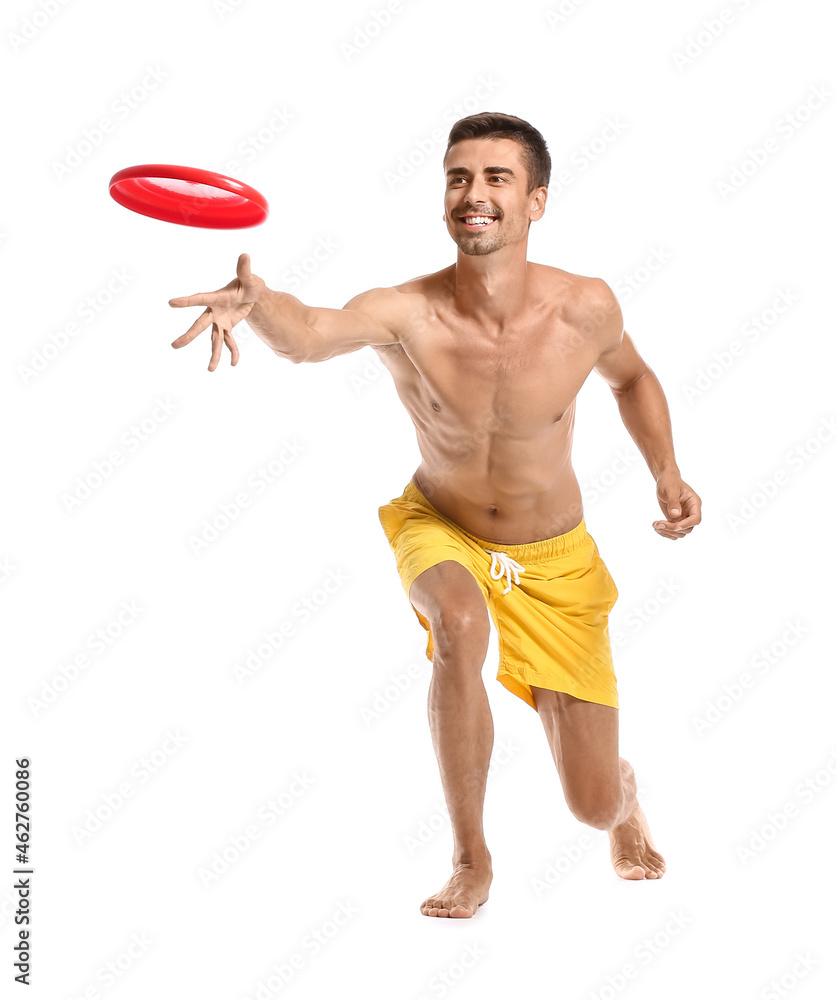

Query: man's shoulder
left=391, top=264, right=455, bottom=300
left=532, top=264, right=622, bottom=351
left=379, top=267, right=454, bottom=334
left=342, top=275, right=438, bottom=351
left=351, top=269, right=445, bottom=309
left=538, top=265, right=620, bottom=329
left=534, top=263, right=614, bottom=304
left=344, top=278, right=431, bottom=317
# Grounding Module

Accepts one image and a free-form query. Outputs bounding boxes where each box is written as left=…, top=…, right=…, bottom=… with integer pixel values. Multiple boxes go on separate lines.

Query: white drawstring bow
left=485, top=550, right=526, bottom=595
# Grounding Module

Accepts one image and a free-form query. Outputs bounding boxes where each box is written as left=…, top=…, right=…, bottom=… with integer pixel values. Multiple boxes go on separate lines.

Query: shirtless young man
left=169, top=112, right=702, bottom=919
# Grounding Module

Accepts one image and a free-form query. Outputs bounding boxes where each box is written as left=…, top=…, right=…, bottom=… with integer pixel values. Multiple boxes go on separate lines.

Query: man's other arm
left=591, top=279, right=680, bottom=479
left=591, top=278, right=702, bottom=538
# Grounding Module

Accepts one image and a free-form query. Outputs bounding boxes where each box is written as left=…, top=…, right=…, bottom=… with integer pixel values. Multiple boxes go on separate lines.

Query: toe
left=617, top=863, right=646, bottom=879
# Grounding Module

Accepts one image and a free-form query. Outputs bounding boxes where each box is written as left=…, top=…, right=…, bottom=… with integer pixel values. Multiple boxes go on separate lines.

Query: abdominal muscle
left=410, top=408, right=585, bottom=545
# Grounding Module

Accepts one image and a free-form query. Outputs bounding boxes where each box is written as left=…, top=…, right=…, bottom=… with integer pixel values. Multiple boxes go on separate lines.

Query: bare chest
left=377, top=309, right=596, bottom=431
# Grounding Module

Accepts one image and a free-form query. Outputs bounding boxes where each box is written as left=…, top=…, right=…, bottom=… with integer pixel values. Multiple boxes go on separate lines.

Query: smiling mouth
left=460, top=215, right=497, bottom=229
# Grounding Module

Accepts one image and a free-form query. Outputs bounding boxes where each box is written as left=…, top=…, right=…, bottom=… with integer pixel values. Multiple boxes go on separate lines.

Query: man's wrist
left=247, top=289, right=271, bottom=324
left=655, top=464, right=681, bottom=481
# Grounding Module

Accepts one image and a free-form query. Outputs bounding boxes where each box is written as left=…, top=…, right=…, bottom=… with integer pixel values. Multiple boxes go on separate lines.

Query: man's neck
left=450, top=244, right=532, bottom=329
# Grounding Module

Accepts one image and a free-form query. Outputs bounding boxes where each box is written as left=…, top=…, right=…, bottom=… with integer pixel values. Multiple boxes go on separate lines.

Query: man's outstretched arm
left=169, top=253, right=400, bottom=369
left=591, top=280, right=702, bottom=539
left=248, top=286, right=402, bottom=363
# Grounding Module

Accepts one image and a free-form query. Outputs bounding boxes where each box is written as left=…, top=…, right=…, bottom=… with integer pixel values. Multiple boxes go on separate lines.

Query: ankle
left=453, top=849, right=492, bottom=868
left=612, top=791, right=640, bottom=829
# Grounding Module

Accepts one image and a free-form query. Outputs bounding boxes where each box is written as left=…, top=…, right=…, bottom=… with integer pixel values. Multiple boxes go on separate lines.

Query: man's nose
left=466, top=179, right=492, bottom=204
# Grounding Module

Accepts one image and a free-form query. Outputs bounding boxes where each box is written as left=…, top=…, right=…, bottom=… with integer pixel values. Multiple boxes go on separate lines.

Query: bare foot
left=419, top=859, right=492, bottom=918
left=609, top=802, right=666, bottom=880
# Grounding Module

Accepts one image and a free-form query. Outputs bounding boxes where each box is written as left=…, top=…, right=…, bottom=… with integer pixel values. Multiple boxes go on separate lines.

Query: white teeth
left=465, top=216, right=494, bottom=225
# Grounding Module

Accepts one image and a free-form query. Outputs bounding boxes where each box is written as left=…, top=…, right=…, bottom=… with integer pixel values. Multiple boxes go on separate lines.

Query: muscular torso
left=374, top=263, right=605, bottom=544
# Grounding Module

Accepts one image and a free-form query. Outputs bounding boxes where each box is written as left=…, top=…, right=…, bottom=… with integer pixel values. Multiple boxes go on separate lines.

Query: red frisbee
left=108, top=163, right=269, bottom=229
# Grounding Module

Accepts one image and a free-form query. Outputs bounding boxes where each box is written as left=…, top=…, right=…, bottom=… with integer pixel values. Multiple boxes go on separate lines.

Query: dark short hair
left=444, top=112, right=551, bottom=194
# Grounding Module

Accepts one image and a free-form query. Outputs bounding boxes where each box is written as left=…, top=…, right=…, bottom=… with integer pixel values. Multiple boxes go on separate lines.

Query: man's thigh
left=531, top=685, right=621, bottom=818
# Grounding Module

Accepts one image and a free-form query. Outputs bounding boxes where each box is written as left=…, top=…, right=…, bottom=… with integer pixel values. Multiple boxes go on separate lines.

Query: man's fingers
left=668, top=500, right=702, bottom=529
left=653, top=519, right=695, bottom=538
left=169, top=287, right=227, bottom=309
left=224, top=330, right=240, bottom=366
left=654, top=522, right=688, bottom=539
left=667, top=514, right=700, bottom=529
left=654, top=483, right=701, bottom=538
left=171, top=308, right=213, bottom=347
left=678, top=495, right=701, bottom=517
left=208, top=323, right=224, bottom=371
left=658, top=498, right=700, bottom=529
left=657, top=530, right=683, bottom=540
left=238, top=253, right=251, bottom=280
left=655, top=521, right=683, bottom=533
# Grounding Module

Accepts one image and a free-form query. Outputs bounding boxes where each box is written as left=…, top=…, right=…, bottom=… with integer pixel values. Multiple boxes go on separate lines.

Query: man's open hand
left=169, top=253, right=266, bottom=371
left=653, top=473, right=702, bottom=539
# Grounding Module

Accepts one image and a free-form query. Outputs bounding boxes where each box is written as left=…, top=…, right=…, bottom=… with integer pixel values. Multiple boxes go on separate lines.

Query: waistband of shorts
left=402, top=479, right=590, bottom=561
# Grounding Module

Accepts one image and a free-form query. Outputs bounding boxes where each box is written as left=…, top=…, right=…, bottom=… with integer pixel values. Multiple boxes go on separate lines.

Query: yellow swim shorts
left=378, top=479, right=620, bottom=711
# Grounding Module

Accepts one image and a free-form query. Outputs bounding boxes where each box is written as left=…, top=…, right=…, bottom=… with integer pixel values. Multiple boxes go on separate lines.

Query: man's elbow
left=612, top=367, right=652, bottom=395
left=273, top=347, right=308, bottom=364
left=273, top=328, right=317, bottom=364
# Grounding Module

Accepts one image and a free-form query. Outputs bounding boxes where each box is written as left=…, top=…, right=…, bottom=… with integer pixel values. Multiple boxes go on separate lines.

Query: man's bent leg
left=410, top=560, right=494, bottom=918
left=531, top=685, right=666, bottom=880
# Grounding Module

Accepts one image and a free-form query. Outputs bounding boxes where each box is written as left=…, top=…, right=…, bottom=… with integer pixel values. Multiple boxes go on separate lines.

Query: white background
left=2, top=0, right=835, bottom=997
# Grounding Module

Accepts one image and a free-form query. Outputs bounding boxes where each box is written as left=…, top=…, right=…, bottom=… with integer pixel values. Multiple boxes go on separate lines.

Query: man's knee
left=410, top=561, right=489, bottom=658
left=432, top=602, right=490, bottom=659
left=567, top=788, right=623, bottom=830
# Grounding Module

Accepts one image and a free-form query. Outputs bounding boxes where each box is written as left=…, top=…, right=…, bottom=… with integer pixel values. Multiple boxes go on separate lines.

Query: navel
left=487, top=505, right=498, bottom=516
left=431, top=400, right=441, bottom=412
left=553, top=411, right=564, bottom=422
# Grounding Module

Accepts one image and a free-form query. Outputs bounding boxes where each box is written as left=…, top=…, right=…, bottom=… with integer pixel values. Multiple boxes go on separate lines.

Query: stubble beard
left=456, top=223, right=507, bottom=256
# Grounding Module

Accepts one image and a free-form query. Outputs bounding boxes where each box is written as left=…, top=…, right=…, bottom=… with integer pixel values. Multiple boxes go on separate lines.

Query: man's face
left=443, top=137, right=546, bottom=256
